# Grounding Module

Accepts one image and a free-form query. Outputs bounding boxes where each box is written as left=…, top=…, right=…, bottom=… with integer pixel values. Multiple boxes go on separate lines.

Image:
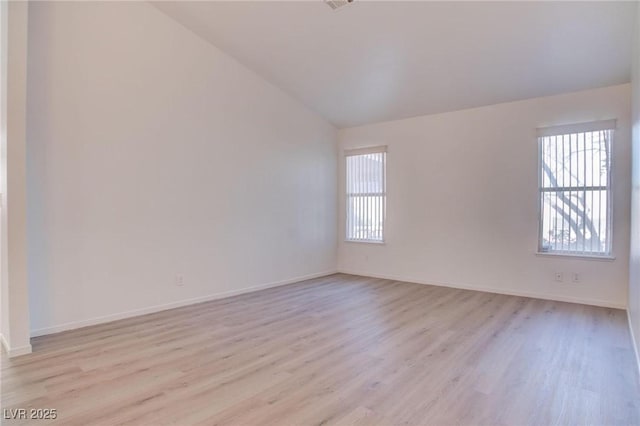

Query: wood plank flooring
left=2, top=273, right=639, bottom=425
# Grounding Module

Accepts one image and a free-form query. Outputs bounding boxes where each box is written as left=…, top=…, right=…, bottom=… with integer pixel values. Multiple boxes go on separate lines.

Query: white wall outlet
left=572, top=273, right=580, bottom=283
left=555, top=272, right=563, bottom=282
left=175, top=274, right=184, bottom=286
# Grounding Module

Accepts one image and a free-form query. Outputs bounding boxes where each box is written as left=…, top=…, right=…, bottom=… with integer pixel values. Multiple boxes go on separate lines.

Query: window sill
left=344, top=239, right=385, bottom=245
left=535, top=252, right=616, bottom=261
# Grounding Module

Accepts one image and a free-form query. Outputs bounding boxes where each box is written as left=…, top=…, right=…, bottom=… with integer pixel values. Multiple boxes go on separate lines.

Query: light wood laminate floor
left=2, top=274, right=639, bottom=425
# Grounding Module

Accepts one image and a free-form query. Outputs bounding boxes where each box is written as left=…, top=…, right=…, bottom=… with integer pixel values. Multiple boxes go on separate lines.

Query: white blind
left=345, top=147, right=386, bottom=242
left=538, top=122, right=614, bottom=256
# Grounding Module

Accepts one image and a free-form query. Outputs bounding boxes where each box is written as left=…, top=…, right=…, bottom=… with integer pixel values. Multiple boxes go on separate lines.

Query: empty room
left=1, top=0, right=640, bottom=424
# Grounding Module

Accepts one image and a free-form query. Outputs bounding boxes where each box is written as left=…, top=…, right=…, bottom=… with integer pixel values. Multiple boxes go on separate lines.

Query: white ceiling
left=153, top=1, right=637, bottom=128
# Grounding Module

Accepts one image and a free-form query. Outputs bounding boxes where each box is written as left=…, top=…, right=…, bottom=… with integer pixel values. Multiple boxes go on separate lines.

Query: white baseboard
left=0, top=333, right=32, bottom=358
left=31, top=270, right=337, bottom=338
left=7, top=344, right=32, bottom=357
left=628, top=309, right=640, bottom=380
left=338, top=269, right=626, bottom=309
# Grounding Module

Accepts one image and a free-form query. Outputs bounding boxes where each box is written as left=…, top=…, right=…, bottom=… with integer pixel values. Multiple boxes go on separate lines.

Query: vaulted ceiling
left=153, top=1, right=636, bottom=128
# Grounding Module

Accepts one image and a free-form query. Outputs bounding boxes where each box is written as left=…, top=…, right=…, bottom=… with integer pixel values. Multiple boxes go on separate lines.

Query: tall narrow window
left=538, top=120, right=615, bottom=256
left=345, top=147, right=386, bottom=243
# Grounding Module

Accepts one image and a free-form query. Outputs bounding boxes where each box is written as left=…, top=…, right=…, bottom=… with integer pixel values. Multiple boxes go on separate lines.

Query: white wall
left=339, top=84, right=631, bottom=308
left=1, top=1, right=31, bottom=356
left=629, top=5, right=640, bottom=370
left=26, top=2, right=337, bottom=335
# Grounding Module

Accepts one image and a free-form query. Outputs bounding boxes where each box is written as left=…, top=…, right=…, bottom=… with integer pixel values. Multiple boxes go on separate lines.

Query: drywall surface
left=628, top=5, right=640, bottom=371
left=26, top=2, right=337, bottom=334
left=1, top=1, right=31, bottom=355
left=339, top=84, right=631, bottom=308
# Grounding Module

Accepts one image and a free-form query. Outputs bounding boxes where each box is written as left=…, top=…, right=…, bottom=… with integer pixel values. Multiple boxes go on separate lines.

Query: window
left=345, top=147, right=386, bottom=243
left=538, top=120, right=615, bottom=256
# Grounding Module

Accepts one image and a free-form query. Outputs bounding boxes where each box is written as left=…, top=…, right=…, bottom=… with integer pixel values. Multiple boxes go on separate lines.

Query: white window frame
left=536, top=119, right=615, bottom=258
left=345, top=146, right=387, bottom=244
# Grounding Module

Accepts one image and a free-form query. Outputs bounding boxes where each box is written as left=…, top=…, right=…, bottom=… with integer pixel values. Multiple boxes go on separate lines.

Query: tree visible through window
left=538, top=121, right=615, bottom=256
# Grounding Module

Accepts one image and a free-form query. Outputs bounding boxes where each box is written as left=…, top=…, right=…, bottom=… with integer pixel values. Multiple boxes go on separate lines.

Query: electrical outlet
left=175, top=274, right=184, bottom=286
left=555, top=272, right=564, bottom=282
left=572, top=273, right=580, bottom=283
